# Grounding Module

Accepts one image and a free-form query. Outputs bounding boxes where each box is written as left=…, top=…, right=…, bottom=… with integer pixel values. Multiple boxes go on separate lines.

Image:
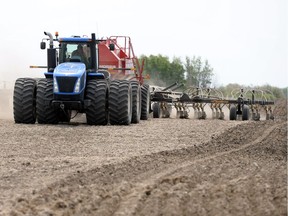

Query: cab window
left=59, top=43, right=91, bottom=69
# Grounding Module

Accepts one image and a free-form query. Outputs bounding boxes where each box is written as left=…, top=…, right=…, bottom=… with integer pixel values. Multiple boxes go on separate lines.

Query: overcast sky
left=0, top=0, right=287, bottom=88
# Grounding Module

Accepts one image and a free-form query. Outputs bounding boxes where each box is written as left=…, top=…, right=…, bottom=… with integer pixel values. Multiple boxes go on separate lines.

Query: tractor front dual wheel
left=36, top=78, right=59, bottom=124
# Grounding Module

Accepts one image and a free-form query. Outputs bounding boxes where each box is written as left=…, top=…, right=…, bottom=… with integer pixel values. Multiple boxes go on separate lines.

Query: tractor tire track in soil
left=1, top=119, right=286, bottom=216
left=113, top=121, right=287, bottom=216
left=0, top=96, right=286, bottom=216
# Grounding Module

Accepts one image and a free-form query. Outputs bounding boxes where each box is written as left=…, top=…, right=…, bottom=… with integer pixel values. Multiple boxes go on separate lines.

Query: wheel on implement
left=36, top=78, right=59, bottom=124
left=86, top=80, right=109, bottom=125
left=13, top=78, right=37, bottom=124
left=229, top=105, right=237, bottom=120
left=242, top=105, right=249, bottom=121
left=152, top=102, right=162, bottom=118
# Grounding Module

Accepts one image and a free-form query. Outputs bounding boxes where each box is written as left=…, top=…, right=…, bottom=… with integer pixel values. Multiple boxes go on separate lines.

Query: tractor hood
left=53, top=62, right=86, bottom=94
left=54, top=62, right=86, bottom=76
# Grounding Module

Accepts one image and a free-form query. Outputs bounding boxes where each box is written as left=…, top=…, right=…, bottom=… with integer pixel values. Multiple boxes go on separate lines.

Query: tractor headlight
left=74, top=78, right=81, bottom=93
left=54, top=77, right=59, bottom=93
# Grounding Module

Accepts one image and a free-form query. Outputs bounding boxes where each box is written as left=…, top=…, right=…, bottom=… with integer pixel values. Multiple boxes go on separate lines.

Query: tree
left=166, top=57, right=185, bottom=85
left=185, top=56, right=196, bottom=86
left=184, top=56, right=213, bottom=88
left=282, top=87, right=287, bottom=98
left=140, top=54, right=185, bottom=86
left=200, top=60, right=213, bottom=87
left=260, top=84, right=285, bottom=99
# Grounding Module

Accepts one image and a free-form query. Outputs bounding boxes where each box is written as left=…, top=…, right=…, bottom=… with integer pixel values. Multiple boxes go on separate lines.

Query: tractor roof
left=58, top=37, right=91, bottom=43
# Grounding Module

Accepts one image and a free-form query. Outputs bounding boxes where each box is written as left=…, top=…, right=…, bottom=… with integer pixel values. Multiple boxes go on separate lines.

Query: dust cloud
left=0, top=81, right=13, bottom=120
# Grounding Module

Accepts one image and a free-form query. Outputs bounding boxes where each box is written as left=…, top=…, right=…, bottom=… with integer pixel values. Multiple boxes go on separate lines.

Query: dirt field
left=0, top=92, right=287, bottom=215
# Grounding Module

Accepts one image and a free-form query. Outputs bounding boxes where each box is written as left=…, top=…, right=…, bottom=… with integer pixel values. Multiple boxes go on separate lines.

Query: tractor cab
left=41, top=32, right=99, bottom=74
left=58, top=37, right=95, bottom=70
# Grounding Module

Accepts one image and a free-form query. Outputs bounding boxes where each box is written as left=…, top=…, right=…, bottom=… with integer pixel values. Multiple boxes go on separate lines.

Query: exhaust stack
left=44, top=31, right=56, bottom=71
left=44, top=31, right=54, bottom=48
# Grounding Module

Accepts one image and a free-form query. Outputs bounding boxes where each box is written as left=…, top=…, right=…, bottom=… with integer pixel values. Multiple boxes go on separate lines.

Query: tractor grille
left=56, top=77, right=78, bottom=93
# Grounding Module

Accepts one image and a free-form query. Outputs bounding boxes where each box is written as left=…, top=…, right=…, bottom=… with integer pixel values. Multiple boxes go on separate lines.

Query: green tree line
left=139, top=54, right=286, bottom=99
left=139, top=54, right=213, bottom=88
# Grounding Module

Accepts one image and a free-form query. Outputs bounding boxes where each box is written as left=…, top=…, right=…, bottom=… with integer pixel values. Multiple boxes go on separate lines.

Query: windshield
left=59, top=43, right=91, bottom=69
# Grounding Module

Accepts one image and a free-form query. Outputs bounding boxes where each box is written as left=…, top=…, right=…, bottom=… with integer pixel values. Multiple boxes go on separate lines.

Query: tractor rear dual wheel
left=141, top=84, right=150, bottom=120
left=130, top=81, right=141, bottom=124
left=13, top=78, right=37, bottom=124
left=109, top=80, right=132, bottom=125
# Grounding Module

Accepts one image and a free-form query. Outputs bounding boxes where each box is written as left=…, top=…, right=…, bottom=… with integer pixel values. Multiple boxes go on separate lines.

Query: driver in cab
left=71, top=44, right=89, bottom=67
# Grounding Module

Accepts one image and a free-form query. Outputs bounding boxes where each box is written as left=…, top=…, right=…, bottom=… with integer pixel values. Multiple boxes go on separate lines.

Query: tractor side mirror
left=109, top=43, right=115, bottom=51
left=40, top=41, right=46, bottom=49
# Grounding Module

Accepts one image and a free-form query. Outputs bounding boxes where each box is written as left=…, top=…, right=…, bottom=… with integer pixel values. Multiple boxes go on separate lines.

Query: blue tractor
left=13, top=32, right=150, bottom=125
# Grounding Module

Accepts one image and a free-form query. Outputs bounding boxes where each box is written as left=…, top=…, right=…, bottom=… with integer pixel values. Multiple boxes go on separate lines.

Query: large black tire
left=86, top=80, right=109, bottom=125
left=13, top=78, right=37, bottom=124
left=242, top=105, right=250, bottom=121
left=108, top=80, right=132, bottom=125
left=152, top=102, right=161, bottom=118
left=141, top=84, right=150, bottom=120
left=36, top=78, right=59, bottom=124
left=229, top=105, right=237, bottom=120
left=130, top=81, right=141, bottom=124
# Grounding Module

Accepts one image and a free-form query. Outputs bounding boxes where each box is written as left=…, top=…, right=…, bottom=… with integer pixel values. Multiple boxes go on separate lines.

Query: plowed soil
left=0, top=94, right=287, bottom=216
